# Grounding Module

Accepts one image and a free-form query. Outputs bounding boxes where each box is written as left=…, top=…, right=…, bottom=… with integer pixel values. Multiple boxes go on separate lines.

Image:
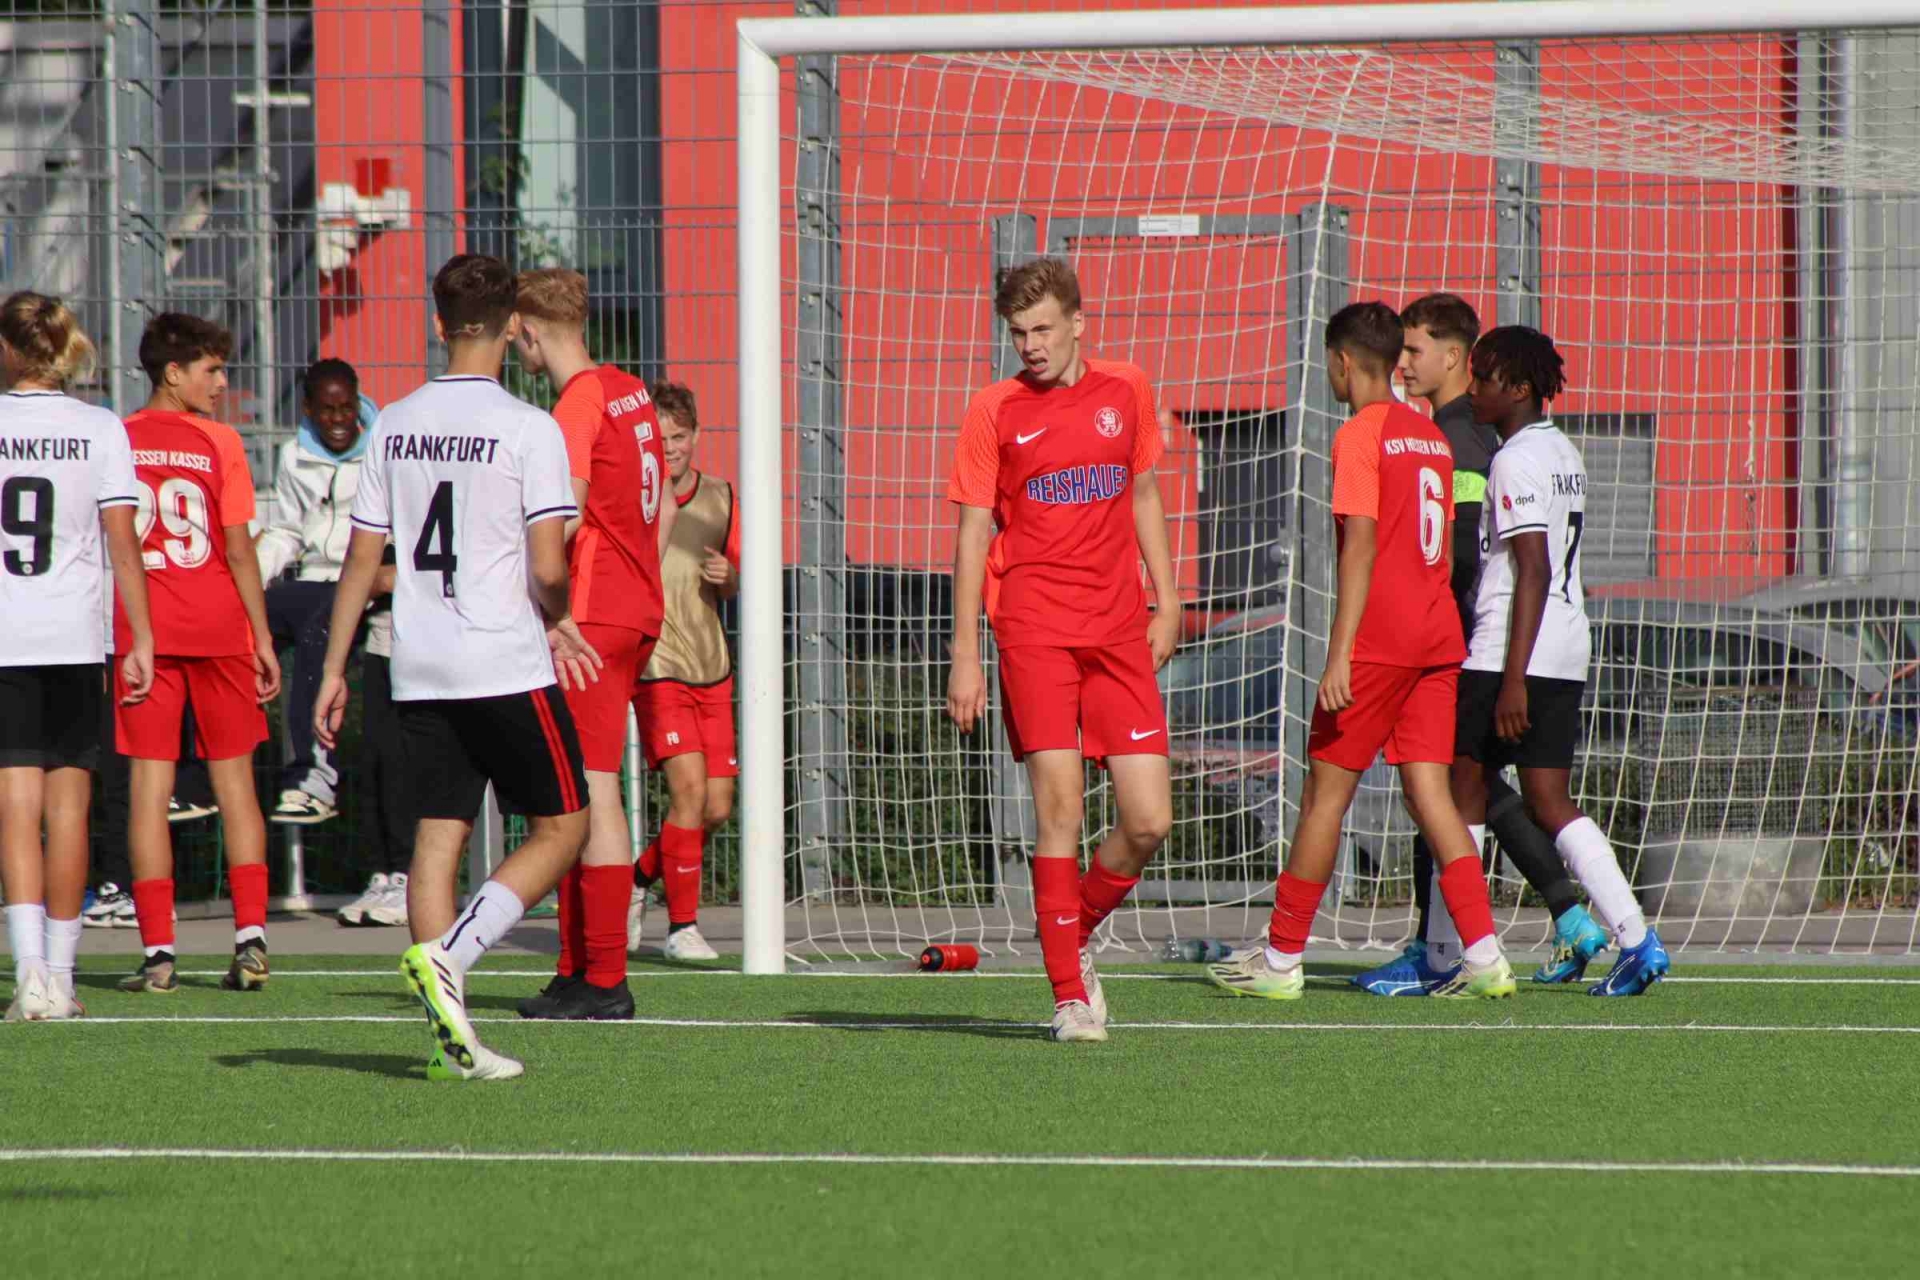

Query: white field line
left=1, top=1147, right=1916, bottom=1179
left=36, top=1015, right=1920, bottom=1033
left=165, top=969, right=1920, bottom=986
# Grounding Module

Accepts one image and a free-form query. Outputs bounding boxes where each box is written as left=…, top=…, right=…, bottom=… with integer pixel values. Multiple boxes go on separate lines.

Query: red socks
left=582, top=863, right=635, bottom=986
left=1437, top=856, right=1497, bottom=949
left=131, top=878, right=175, bottom=953
left=229, top=863, right=268, bottom=942
left=1267, top=871, right=1329, bottom=954
left=555, top=864, right=587, bottom=977
left=659, top=823, right=704, bottom=927
left=1033, top=858, right=1088, bottom=1006
left=1078, top=860, right=1139, bottom=949
left=636, top=838, right=661, bottom=885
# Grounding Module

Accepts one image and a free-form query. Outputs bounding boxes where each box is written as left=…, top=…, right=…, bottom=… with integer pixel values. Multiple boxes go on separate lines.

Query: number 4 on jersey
left=413, top=480, right=458, bottom=597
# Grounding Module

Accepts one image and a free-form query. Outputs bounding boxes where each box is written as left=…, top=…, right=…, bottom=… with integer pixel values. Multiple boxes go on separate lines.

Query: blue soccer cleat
left=1351, top=941, right=1449, bottom=996
left=1588, top=928, right=1671, bottom=996
left=1533, top=904, right=1610, bottom=984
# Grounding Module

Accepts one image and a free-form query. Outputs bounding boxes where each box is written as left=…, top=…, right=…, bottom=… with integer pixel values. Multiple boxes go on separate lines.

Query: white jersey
left=0, top=390, right=139, bottom=666
left=350, top=375, right=577, bottom=701
left=1465, top=420, right=1592, bottom=682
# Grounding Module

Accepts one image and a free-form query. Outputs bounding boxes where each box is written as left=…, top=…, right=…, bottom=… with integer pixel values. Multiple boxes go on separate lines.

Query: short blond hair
left=515, top=267, right=589, bottom=328
left=994, top=257, right=1081, bottom=320
left=0, top=291, right=95, bottom=388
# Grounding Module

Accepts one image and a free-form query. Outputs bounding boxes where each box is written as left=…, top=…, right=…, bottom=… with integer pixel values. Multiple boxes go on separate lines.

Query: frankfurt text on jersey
left=0, top=436, right=91, bottom=461
left=384, top=433, right=502, bottom=464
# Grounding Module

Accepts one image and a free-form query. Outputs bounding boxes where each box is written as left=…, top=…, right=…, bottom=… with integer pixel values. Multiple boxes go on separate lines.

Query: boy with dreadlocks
left=1453, top=326, right=1669, bottom=996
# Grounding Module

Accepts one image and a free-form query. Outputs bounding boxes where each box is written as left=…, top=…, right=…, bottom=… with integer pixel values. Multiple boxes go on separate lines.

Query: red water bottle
left=918, top=944, right=980, bottom=972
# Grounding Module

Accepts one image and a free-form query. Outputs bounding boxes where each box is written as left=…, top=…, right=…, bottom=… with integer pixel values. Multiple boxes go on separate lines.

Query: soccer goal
left=733, top=2, right=1920, bottom=973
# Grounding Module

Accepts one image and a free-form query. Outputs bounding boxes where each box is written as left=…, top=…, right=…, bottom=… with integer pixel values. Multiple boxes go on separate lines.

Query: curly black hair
left=302, top=356, right=359, bottom=397
left=1470, top=326, right=1565, bottom=405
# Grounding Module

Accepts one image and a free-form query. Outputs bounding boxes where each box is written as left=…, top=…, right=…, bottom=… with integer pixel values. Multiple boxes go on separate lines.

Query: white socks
left=1424, top=824, right=1483, bottom=971
left=1555, top=816, right=1648, bottom=949
left=45, top=915, right=82, bottom=992
left=438, top=880, right=525, bottom=975
left=236, top=925, right=266, bottom=947
left=7, top=903, right=47, bottom=984
left=1265, top=946, right=1302, bottom=972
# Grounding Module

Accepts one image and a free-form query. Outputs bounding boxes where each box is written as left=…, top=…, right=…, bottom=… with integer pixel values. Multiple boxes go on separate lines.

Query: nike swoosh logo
left=1054, top=915, right=1078, bottom=927
left=673, top=866, right=699, bottom=875
left=1129, top=728, right=1162, bottom=741
left=1015, top=429, right=1047, bottom=445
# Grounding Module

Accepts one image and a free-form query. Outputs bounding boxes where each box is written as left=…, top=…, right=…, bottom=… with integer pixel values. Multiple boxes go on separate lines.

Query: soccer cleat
left=6, top=967, right=56, bottom=1022
left=365, top=873, right=409, bottom=927
left=168, top=796, right=219, bottom=824
left=427, top=1043, right=525, bottom=1083
left=663, top=925, right=719, bottom=962
left=1049, top=999, right=1108, bottom=1043
left=1534, top=904, right=1610, bottom=984
left=117, top=953, right=178, bottom=994
left=626, top=886, right=648, bottom=953
left=83, top=883, right=137, bottom=929
left=517, top=972, right=585, bottom=1020
left=1352, top=941, right=1449, bottom=996
left=1430, top=955, right=1518, bottom=1000
left=400, top=942, right=484, bottom=1073
left=1079, top=949, right=1108, bottom=1025
left=1588, top=929, right=1671, bottom=997
left=536, top=977, right=635, bottom=1022
left=270, top=789, right=336, bottom=826
left=43, top=973, right=85, bottom=1020
left=222, top=940, right=270, bottom=991
left=1206, top=948, right=1306, bottom=1001
left=337, top=873, right=390, bottom=926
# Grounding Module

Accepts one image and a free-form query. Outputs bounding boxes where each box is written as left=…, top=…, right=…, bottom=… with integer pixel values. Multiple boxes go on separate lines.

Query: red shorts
left=115, top=654, right=267, bottom=762
left=561, top=624, right=655, bottom=773
left=631, top=677, right=738, bottom=777
left=1308, top=661, right=1457, bottom=771
left=997, top=640, right=1168, bottom=765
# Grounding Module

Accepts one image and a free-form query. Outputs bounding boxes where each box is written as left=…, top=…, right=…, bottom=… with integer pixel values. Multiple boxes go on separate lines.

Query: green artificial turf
left=4, top=956, right=1919, bottom=1278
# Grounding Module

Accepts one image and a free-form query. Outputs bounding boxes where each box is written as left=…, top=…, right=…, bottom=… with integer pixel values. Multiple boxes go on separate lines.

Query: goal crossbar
left=733, top=2, right=1918, bottom=974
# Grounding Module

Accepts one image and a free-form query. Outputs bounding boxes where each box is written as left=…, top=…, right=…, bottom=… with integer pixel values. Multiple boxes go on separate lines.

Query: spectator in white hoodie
left=254, top=359, right=376, bottom=825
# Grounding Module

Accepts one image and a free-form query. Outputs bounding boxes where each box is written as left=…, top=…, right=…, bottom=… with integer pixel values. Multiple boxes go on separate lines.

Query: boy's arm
left=102, top=507, right=155, bottom=704
left=226, top=522, right=282, bottom=703
left=1320, top=516, right=1377, bottom=712
left=947, top=504, right=993, bottom=731
left=1132, top=467, right=1181, bottom=670
left=315, top=528, right=386, bottom=749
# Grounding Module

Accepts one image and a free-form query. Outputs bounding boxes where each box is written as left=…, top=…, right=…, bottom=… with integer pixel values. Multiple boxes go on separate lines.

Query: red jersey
left=551, top=365, right=667, bottom=637
left=114, top=409, right=256, bottom=657
left=947, top=358, right=1161, bottom=649
left=1329, top=401, right=1465, bottom=668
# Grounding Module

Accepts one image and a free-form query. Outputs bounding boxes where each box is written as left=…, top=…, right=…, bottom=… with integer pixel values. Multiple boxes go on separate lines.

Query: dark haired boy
left=1453, top=326, right=1668, bottom=997
left=1209, top=301, right=1514, bottom=1000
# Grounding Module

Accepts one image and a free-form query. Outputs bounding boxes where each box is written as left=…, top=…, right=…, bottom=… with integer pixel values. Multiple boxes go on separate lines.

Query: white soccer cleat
left=338, top=873, right=390, bottom=926
left=1049, top=999, right=1108, bottom=1043
left=365, top=873, right=409, bottom=927
left=663, top=925, right=719, bottom=962
left=428, top=1042, right=525, bottom=1083
left=43, top=973, right=85, bottom=1020
left=1079, top=949, right=1108, bottom=1026
left=626, top=886, right=648, bottom=953
left=5, top=966, right=56, bottom=1022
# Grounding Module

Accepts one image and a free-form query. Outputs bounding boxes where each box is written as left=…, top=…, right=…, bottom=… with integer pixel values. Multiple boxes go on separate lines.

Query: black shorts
left=0, top=663, right=105, bottom=770
left=398, top=685, right=587, bottom=821
left=1455, top=668, right=1585, bottom=771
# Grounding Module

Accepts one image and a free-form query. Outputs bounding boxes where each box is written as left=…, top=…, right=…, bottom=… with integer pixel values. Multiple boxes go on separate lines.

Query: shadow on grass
left=782, top=1010, right=1039, bottom=1040
left=213, top=1048, right=424, bottom=1080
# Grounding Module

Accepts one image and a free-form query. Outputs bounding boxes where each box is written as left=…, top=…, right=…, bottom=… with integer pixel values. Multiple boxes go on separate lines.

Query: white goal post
left=734, top=1, right=1920, bottom=974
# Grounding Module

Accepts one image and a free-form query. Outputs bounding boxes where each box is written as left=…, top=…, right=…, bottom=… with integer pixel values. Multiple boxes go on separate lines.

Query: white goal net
left=741, top=12, right=1920, bottom=964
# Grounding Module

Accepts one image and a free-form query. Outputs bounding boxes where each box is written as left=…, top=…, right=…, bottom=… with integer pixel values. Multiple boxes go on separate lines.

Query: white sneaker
left=338, top=873, right=390, bottom=926
left=84, top=883, right=135, bottom=929
left=168, top=796, right=219, bottom=824
left=663, top=925, right=719, bottom=961
left=626, top=886, right=647, bottom=954
left=1049, top=999, right=1108, bottom=1043
left=270, top=789, right=336, bottom=826
left=5, top=966, right=56, bottom=1022
left=1079, top=949, right=1108, bottom=1026
left=365, top=873, right=409, bottom=927
left=43, top=972, right=84, bottom=1020
left=429, top=1041, right=525, bottom=1083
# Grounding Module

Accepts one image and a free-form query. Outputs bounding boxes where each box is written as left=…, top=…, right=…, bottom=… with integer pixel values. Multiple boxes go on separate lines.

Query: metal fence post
left=423, top=0, right=457, bottom=376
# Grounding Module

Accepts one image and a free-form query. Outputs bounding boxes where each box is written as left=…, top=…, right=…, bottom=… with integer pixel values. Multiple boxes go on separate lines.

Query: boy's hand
left=946, top=654, right=986, bottom=732
left=1147, top=609, right=1180, bottom=671
left=1496, top=676, right=1531, bottom=742
left=1317, top=653, right=1354, bottom=713
left=254, top=642, right=283, bottom=704
left=315, top=671, right=349, bottom=749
